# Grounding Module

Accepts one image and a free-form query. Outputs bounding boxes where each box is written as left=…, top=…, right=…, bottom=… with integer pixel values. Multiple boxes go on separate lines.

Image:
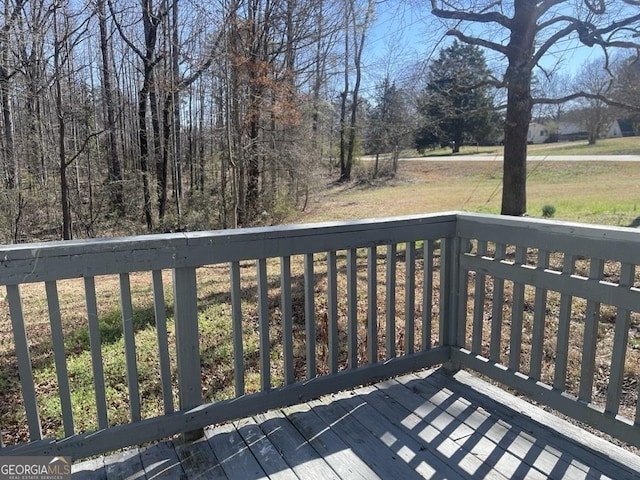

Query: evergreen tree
left=416, top=41, right=501, bottom=153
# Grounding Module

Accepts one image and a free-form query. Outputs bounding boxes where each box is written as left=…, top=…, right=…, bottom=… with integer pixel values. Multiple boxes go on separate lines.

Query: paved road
left=394, top=154, right=640, bottom=162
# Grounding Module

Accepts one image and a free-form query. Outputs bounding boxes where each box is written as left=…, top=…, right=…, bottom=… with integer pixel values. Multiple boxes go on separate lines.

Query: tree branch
left=534, top=92, right=640, bottom=111
left=445, top=29, right=508, bottom=55
left=431, top=3, right=511, bottom=28
left=65, top=130, right=106, bottom=168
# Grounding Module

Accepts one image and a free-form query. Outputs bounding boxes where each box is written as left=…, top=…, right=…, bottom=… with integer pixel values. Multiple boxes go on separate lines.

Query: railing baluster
left=554, top=254, right=575, bottom=391
left=6, top=285, right=42, bottom=441
left=606, top=262, right=634, bottom=415
left=509, top=246, right=527, bottom=372
left=489, top=243, right=506, bottom=363
left=230, top=262, right=245, bottom=396
left=304, top=253, right=316, bottom=380
left=119, top=273, right=141, bottom=422
left=367, top=246, right=378, bottom=363
left=257, top=259, right=270, bottom=391
left=422, top=240, right=434, bottom=350
left=529, top=250, right=549, bottom=381
left=151, top=270, right=174, bottom=414
left=45, top=281, right=74, bottom=436
left=471, top=240, right=487, bottom=354
left=347, top=248, right=358, bottom=368
left=579, top=258, right=604, bottom=402
left=172, top=267, right=203, bottom=440
left=327, top=251, right=339, bottom=374
left=386, top=244, right=397, bottom=359
left=405, top=242, right=416, bottom=355
left=84, top=277, right=108, bottom=430
left=281, top=256, right=294, bottom=384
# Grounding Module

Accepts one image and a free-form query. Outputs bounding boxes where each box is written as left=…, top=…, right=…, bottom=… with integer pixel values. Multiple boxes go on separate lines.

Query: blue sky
left=364, top=1, right=613, bottom=94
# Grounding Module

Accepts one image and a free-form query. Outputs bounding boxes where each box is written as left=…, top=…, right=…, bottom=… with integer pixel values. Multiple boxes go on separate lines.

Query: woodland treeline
left=0, top=0, right=378, bottom=242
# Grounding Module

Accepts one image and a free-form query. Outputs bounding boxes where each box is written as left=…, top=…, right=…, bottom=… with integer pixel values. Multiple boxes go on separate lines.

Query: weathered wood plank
left=460, top=254, right=640, bottom=313
left=257, top=258, right=270, bottom=392
left=385, top=243, right=397, bottom=359
left=6, top=286, right=41, bottom=440
left=398, top=371, right=578, bottom=477
left=404, top=241, right=416, bottom=355
left=347, top=248, right=358, bottom=368
left=554, top=254, right=575, bottom=390
left=282, top=402, right=379, bottom=480
left=422, top=239, right=434, bottom=350
left=119, top=273, right=141, bottom=422
left=342, top=383, right=483, bottom=479
left=452, top=348, right=640, bottom=451
left=509, top=246, right=527, bottom=372
left=45, top=281, right=74, bottom=436
left=234, top=417, right=298, bottom=480
left=327, top=250, right=338, bottom=374
left=205, top=423, right=267, bottom=480
left=304, top=253, right=316, bottom=379
left=489, top=243, right=506, bottom=363
left=140, top=440, right=184, bottom=479
left=172, top=267, right=202, bottom=415
left=280, top=256, right=294, bottom=385
left=84, top=276, right=108, bottom=430
left=471, top=240, right=487, bottom=354
left=457, top=213, right=640, bottom=265
left=442, top=368, right=640, bottom=477
left=254, top=409, right=339, bottom=480
left=370, top=378, right=506, bottom=479
left=0, top=214, right=457, bottom=285
left=72, top=457, right=106, bottom=479
left=230, top=261, right=244, bottom=397
left=310, top=391, right=456, bottom=479
left=151, top=270, right=174, bottom=414
left=175, top=438, right=227, bottom=480
left=578, top=258, right=604, bottom=403
left=606, top=262, right=635, bottom=415
left=529, top=250, right=549, bottom=381
left=104, top=448, right=144, bottom=480
left=367, top=246, right=378, bottom=363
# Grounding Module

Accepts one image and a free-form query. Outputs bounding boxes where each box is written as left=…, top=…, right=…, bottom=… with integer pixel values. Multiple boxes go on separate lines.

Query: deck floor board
left=72, top=368, right=640, bottom=479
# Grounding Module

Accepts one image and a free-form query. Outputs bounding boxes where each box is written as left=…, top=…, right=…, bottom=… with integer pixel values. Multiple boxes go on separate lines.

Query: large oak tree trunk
left=501, top=0, right=535, bottom=216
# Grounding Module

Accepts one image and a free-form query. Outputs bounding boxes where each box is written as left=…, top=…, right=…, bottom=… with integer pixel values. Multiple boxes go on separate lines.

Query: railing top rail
left=0, top=212, right=458, bottom=285
left=457, top=212, right=640, bottom=262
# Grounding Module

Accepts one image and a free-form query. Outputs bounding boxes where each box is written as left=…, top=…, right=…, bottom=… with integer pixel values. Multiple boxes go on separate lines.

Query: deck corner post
left=440, top=234, right=463, bottom=374
left=173, top=267, right=204, bottom=441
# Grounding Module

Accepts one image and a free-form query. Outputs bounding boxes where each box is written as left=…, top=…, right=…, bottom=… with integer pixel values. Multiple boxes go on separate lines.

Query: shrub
left=542, top=204, right=556, bottom=218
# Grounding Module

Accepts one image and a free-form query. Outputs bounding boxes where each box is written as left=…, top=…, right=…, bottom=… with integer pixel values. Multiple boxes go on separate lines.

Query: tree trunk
left=501, top=0, right=535, bottom=217
left=97, top=0, right=124, bottom=214
left=53, top=8, right=71, bottom=240
left=138, top=75, right=154, bottom=230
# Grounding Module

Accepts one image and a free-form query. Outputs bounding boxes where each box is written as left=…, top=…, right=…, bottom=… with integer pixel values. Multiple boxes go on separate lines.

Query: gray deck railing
left=0, top=212, right=638, bottom=459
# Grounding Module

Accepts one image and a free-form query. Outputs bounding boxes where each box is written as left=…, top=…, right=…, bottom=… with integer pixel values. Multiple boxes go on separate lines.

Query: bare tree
left=339, top=0, right=374, bottom=182
left=431, top=0, right=640, bottom=216
left=96, top=0, right=124, bottom=214
left=573, top=58, right=616, bottom=144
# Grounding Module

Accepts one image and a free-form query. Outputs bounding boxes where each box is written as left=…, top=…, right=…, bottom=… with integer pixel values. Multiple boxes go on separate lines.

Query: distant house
left=527, top=122, right=550, bottom=144
left=557, top=119, right=635, bottom=142
left=558, top=122, right=588, bottom=142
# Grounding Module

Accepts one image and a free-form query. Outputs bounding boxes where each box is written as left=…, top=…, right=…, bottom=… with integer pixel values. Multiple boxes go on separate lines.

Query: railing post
left=440, top=234, right=462, bottom=375
left=173, top=266, right=203, bottom=441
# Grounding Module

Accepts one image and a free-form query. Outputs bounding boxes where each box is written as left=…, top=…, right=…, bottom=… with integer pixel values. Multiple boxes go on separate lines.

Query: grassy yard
left=1, top=152, right=639, bottom=451
left=294, top=160, right=640, bottom=227
left=408, top=136, right=640, bottom=157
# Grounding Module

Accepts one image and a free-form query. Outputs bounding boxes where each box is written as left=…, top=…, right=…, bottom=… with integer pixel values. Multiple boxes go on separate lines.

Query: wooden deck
left=72, top=368, right=640, bottom=480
